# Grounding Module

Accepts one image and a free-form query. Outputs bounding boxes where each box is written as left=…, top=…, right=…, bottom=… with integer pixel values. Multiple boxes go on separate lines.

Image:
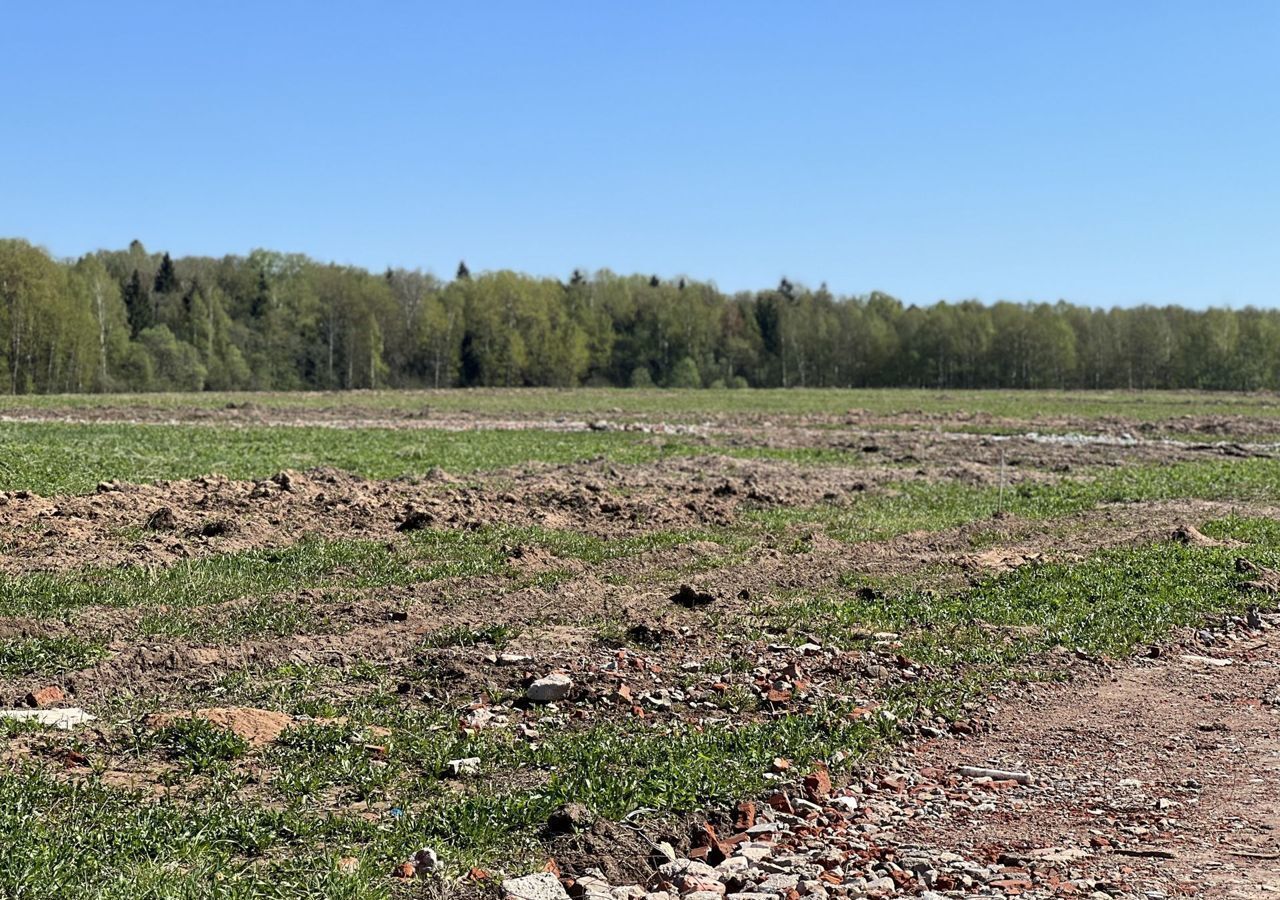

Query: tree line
left=1, top=237, right=1275, bottom=393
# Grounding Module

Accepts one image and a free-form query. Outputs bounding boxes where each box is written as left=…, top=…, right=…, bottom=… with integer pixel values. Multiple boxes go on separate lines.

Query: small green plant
left=159, top=718, right=249, bottom=773
left=418, top=624, right=517, bottom=650
left=0, top=636, right=107, bottom=675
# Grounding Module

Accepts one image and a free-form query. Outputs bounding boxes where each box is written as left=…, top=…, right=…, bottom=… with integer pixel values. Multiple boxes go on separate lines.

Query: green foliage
left=0, top=420, right=688, bottom=495
left=776, top=530, right=1270, bottom=674
left=666, top=356, right=702, bottom=388
left=0, top=636, right=107, bottom=675
left=7, top=241, right=1280, bottom=393
left=158, top=717, right=250, bottom=772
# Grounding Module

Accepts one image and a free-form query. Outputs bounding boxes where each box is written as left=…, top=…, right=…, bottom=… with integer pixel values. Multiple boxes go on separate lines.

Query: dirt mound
left=1171, top=523, right=1224, bottom=546
left=145, top=706, right=294, bottom=746
left=547, top=816, right=661, bottom=885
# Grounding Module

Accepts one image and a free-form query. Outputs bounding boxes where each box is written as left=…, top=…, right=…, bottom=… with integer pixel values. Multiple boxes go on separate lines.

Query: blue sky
left=2, top=2, right=1277, bottom=307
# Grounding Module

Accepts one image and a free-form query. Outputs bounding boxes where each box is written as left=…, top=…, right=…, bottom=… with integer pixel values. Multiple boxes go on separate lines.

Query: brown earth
left=6, top=398, right=1280, bottom=441
left=895, top=625, right=1280, bottom=898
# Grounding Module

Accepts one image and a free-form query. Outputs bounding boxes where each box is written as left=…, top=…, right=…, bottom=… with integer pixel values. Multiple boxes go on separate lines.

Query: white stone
left=504, top=872, right=571, bottom=900
left=527, top=674, right=574, bottom=703
left=0, top=708, right=96, bottom=730
left=447, top=757, right=481, bottom=776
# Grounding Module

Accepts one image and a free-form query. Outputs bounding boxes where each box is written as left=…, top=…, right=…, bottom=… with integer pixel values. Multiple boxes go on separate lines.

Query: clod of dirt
left=1171, top=524, right=1222, bottom=547
left=146, top=707, right=293, bottom=746
left=1240, top=570, right=1280, bottom=593
left=144, top=507, right=177, bottom=531
left=396, top=509, right=435, bottom=532
left=545, top=802, right=593, bottom=836
left=670, top=584, right=715, bottom=608
left=194, top=519, right=237, bottom=538
left=546, top=818, right=655, bottom=885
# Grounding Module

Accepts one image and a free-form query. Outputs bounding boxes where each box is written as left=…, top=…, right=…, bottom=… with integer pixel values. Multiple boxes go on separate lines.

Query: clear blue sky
left=3, top=2, right=1277, bottom=308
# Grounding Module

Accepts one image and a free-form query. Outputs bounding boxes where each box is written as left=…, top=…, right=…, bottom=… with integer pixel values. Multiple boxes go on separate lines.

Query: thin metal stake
left=998, top=448, right=1006, bottom=516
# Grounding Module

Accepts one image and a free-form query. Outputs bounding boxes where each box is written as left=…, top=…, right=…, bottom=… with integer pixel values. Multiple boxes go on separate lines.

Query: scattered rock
left=447, top=757, right=481, bottom=777
left=1180, top=653, right=1233, bottom=668
left=527, top=674, right=574, bottom=703
left=545, top=802, right=593, bottom=836
left=1170, top=524, right=1221, bottom=547
left=412, top=847, right=439, bottom=872
left=956, top=764, right=1032, bottom=784
left=25, top=685, right=65, bottom=708
left=503, top=872, right=571, bottom=900
left=0, top=708, right=96, bottom=730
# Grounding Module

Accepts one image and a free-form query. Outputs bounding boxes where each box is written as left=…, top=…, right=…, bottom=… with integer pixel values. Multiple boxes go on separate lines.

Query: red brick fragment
left=26, top=686, right=64, bottom=708
left=804, top=763, right=832, bottom=800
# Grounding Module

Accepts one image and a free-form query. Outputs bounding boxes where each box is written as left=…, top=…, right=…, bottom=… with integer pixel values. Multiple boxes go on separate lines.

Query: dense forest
left=1, top=237, right=1276, bottom=394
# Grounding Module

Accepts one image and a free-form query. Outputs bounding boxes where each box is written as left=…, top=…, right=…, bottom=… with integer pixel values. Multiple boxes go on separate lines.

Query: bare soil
left=899, top=628, right=1280, bottom=898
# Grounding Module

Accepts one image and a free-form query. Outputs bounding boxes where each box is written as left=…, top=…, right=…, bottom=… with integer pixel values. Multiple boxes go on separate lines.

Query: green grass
left=137, top=598, right=323, bottom=642
left=0, top=532, right=512, bottom=620
left=0, top=523, right=747, bottom=627
left=771, top=516, right=1275, bottom=674
left=746, top=455, right=1280, bottom=544
left=0, top=419, right=893, bottom=497
left=0, top=700, right=892, bottom=900
left=0, top=635, right=108, bottom=675
left=0, top=421, right=695, bottom=496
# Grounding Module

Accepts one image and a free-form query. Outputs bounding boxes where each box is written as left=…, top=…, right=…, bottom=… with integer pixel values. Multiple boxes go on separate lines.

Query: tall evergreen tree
left=153, top=252, right=179, bottom=294
left=122, top=269, right=152, bottom=337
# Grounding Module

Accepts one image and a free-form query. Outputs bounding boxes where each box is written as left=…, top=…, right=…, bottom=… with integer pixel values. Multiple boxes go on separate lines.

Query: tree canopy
left=1, top=237, right=1277, bottom=393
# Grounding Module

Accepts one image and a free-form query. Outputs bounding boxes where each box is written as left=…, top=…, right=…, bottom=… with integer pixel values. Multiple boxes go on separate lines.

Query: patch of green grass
left=211, top=664, right=348, bottom=718
left=510, top=525, right=732, bottom=564
left=418, top=624, right=518, bottom=650
left=0, top=692, right=895, bottom=898
left=158, top=717, right=251, bottom=773
left=138, top=598, right=323, bottom=643
left=0, top=531, right=514, bottom=619
left=0, top=421, right=689, bottom=495
left=746, top=455, right=1280, bottom=544
left=772, top=520, right=1275, bottom=675
left=0, top=636, right=107, bottom=675
left=0, top=523, right=748, bottom=625
left=0, top=766, right=388, bottom=900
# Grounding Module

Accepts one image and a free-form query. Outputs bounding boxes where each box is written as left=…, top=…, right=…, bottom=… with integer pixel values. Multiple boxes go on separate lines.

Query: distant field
left=2, top=390, right=1279, bottom=898
left=3, top=386, right=1280, bottom=422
